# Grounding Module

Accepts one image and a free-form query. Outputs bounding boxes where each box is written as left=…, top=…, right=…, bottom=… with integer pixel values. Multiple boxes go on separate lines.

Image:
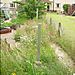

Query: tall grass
left=45, top=13, right=75, bottom=62
left=0, top=20, right=73, bottom=75
left=46, top=19, right=75, bottom=72
left=1, top=40, right=72, bottom=75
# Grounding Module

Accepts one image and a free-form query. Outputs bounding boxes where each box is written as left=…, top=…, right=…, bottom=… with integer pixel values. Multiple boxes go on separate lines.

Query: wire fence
left=45, top=15, right=64, bottom=37
left=1, top=13, right=74, bottom=60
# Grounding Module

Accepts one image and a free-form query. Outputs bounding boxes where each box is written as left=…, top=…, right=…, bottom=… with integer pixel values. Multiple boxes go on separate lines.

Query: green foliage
left=14, top=31, right=21, bottom=42
left=15, top=0, right=46, bottom=19
left=0, top=16, right=73, bottom=75
left=0, top=19, right=4, bottom=24
left=11, top=16, right=26, bottom=25
left=11, top=18, right=20, bottom=25
left=0, top=22, right=12, bottom=29
left=63, top=4, right=70, bottom=13
left=1, top=40, right=72, bottom=75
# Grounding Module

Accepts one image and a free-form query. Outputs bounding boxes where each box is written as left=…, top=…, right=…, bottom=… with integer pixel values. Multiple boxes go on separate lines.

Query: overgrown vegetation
left=0, top=9, right=5, bottom=24
left=0, top=9, right=5, bottom=18
left=14, top=0, right=46, bottom=19
left=0, top=22, right=13, bottom=29
left=0, top=16, right=26, bottom=29
left=1, top=0, right=75, bottom=74
left=0, top=20, right=72, bottom=75
left=47, top=13, right=75, bottom=69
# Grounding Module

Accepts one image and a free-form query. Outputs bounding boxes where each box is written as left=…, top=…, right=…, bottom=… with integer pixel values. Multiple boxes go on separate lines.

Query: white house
left=49, top=0, right=75, bottom=12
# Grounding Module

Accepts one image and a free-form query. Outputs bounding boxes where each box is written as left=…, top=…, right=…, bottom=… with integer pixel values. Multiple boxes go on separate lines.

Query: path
left=51, top=43, right=75, bottom=72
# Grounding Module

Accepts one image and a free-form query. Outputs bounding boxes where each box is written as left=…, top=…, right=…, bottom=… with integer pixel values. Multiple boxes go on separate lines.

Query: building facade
left=54, top=0, right=75, bottom=11
left=49, top=0, right=75, bottom=12
left=0, top=0, right=18, bottom=19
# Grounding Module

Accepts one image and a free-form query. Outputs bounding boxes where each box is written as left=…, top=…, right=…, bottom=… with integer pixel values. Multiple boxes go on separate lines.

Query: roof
left=41, top=0, right=51, bottom=3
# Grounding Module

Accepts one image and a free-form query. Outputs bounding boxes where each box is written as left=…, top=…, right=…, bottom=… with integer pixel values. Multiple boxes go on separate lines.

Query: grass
left=49, top=13, right=75, bottom=40
left=1, top=42, right=72, bottom=75
left=0, top=20, right=73, bottom=75
left=46, top=13, right=75, bottom=63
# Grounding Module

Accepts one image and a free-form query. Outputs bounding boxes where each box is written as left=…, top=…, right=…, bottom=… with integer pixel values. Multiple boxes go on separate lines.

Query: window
left=57, top=3, right=60, bottom=8
left=10, top=3, right=15, bottom=7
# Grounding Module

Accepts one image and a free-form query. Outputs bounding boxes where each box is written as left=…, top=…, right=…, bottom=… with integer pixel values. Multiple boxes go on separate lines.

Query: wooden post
left=5, top=38, right=8, bottom=44
left=36, top=8, right=39, bottom=20
left=58, top=22, right=61, bottom=37
left=37, top=23, right=41, bottom=62
left=50, top=18, right=52, bottom=25
left=35, top=8, right=42, bottom=65
left=4, top=38, right=11, bottom=50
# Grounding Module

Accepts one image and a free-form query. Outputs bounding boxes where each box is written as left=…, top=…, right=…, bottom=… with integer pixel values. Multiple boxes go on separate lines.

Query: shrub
left=63, top=4, right=70, bottom=13
left=0, top=9, right=5, bottom=18
left=14, top=0, right=46, bottom=19
left=11, top=17, right=26, bottom=25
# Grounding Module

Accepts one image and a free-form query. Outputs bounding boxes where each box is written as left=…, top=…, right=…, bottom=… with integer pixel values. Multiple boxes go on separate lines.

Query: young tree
left=14, top=0, right=46, bottom=19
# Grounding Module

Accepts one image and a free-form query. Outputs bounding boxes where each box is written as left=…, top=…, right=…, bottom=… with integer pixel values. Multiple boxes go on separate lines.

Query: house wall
left=49, top=0, right=75, bottom=12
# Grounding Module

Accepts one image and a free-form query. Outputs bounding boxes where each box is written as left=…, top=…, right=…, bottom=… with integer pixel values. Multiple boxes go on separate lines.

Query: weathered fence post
left=58, top=22, right=61, bottom=37
left=5, top=38, right=8, bottom=45
left=50, top=18, right=52, bottom=25
left=37, top=23, right=41, bottom=62
left=4, top=38, right=11, bottom=50
left=35, top=8, right=41, bottom=65
left=36, top=8, right=39, bottom=20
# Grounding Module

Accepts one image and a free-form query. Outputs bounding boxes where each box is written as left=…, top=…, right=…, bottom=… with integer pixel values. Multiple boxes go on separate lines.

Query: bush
left=0, top=9, right=5, bottom=18
left=11, top=16, right=26, bottom=25
left=63, top=4, right=70, bottom=13
left=14, top=0, right=46, bottom=19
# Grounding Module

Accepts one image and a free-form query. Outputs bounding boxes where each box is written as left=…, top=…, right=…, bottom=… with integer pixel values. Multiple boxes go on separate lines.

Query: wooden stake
left=37, top=23, right=41, bottom=61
